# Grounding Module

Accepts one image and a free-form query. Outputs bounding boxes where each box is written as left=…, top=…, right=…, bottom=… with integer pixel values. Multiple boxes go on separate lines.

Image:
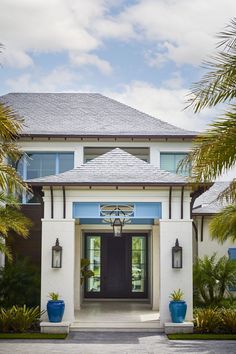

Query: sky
left=0, top=0, right=236, bottom=134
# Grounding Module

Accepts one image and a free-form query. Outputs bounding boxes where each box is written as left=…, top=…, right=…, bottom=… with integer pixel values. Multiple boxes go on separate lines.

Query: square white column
left=41, top=219, right=75, bottom=322
left=159, top=220, right=193, bottom=325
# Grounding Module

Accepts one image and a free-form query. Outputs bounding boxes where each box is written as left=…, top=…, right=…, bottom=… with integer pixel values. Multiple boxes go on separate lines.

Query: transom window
left=160, top=152, right=189, bottom=176
left=84, top=147, right=149, bottom=162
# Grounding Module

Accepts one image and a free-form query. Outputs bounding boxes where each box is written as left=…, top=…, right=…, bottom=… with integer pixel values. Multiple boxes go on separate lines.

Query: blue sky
left=1, top=0, right=236, bottom=131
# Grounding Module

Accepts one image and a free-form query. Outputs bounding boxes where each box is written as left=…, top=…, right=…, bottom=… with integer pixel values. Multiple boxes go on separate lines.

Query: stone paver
left=0, top=332, right=236, bottom=354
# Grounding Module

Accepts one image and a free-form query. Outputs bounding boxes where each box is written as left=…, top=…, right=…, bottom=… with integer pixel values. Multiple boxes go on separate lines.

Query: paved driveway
left=0, top=332, right=235, bottom=354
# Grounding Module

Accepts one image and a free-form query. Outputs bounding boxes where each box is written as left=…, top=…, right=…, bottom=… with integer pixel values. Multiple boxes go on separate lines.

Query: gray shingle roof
left=193, top=182, right=230, bottom=215
left=28, top=148, right=187, bottom=186
left=0, top=93, right=197, bottom=138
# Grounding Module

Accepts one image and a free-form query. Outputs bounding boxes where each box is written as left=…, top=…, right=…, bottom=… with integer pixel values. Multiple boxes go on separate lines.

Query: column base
left=164, top=322, right=194, bottom=334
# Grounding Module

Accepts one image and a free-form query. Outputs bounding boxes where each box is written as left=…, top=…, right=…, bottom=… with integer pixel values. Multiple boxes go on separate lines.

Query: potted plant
left=169, top=289, right=187, bottom=323
left=47, top=292, right=65, bottom=323
left=80, top=258, right=94, bottom=285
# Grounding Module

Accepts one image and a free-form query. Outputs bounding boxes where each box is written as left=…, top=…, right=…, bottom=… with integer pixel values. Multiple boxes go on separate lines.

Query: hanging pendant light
left=112, top=217, right=123, bottom=237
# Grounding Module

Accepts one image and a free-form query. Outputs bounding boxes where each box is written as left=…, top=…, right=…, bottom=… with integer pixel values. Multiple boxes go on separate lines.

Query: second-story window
left=16, top=152, right=74, bottom=204
left=18, top=152, right=74, bottom=180
left=160, top=152, right=189, bottom=176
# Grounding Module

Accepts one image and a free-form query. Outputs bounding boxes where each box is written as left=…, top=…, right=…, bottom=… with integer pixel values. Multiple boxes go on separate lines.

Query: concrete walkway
left=0, top=332, right=236, bottom=354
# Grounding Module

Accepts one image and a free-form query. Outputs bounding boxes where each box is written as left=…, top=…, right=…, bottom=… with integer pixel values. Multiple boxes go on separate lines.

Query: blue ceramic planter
left=169, top=301, right=187, bottom=323
left=47, top=300, right=65, bottom=323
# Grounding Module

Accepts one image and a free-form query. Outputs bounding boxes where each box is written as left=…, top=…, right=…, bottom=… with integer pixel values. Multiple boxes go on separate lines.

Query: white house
left=0, top=92, right=235, bottom=331
left=193, top=182, right=236, bottom=260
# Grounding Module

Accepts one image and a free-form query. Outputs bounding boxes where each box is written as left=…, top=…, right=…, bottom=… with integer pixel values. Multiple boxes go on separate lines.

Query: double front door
left=84, top=233, right=148, bottom=298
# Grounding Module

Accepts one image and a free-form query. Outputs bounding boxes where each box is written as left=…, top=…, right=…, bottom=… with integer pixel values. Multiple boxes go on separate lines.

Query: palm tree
left=0, top=102, right=32, bottom=260
left=193, top=254, right=236, bottom=305
left=209, top=204, right=236, bottom=243
left=181, top=18, right=236, bottom=243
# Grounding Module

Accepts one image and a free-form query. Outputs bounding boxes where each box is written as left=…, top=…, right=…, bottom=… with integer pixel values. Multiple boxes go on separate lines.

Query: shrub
left=194, top=308, right=222, bottom=333
left=0, top=308, right=11, bottom=333
left=0, top=257, right=40, bottom=307
left=0, top=305, right=43, bottom=333
left=193, top=254, right=236, bottom=306
left=221, top=308, right=236, bottom=333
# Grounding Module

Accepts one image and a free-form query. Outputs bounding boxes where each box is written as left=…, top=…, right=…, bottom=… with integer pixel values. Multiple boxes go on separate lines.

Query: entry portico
left=29, top=148, right=193, bottom=326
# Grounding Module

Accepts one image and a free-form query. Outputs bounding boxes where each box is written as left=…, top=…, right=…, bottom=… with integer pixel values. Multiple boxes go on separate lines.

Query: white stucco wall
left=159, top=219, right=193, bottom=324
left=195, top=216, right=236, bottom=259
left=41, top=219, right=75, bottom=322
left=43, top=187, right=192, bottom=222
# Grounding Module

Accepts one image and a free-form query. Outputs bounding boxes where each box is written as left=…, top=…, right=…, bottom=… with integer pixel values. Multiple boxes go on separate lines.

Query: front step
left=70, top=321, right=164, bottom=333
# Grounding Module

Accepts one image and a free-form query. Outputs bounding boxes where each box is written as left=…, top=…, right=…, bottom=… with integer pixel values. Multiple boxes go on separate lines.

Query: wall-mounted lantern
left=112, top=218, right=123, bottom=237
left=52, top=238, right=62, bottom=268
left=172, top=238, right=182, bottom=269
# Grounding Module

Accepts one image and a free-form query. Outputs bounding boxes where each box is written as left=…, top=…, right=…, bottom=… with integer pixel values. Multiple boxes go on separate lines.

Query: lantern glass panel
left=113, top=224, right=122, bottom=237
left=173, top=249, right=182, bottom=268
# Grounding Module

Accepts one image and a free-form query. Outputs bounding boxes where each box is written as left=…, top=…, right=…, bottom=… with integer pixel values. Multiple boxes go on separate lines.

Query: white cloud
left=70, top=53, right=112, bottom=75
left=6, top=67, right=79, bottom=92
left=104, top=81, right=213, bottom=131
left=121, top=0, right=236, bottom=66
left=0, top=0, right=112, bottom=71
left=1, top=0, right=236, bottom=71
left=1, top=47, right=33, bottom=68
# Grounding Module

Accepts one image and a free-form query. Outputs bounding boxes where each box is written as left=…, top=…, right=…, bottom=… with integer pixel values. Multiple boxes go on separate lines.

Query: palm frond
left=0, top=103, right=23, bottom=140
left=0, top=206, right=32, bottom=238
left=179, top=106, right=236, bottom=184
left=218, top=179, right=236, bottom=203
left=209, top=204, right=236, bottom=243
left=0, top=142, right=22, bottom=163
left=218, top=18, right=236, bottom=50
left=0, top=193, right=21, bottom=208
left=187, top=17, right=236, bottom=112
left=0, top=163, right=29, bottom=193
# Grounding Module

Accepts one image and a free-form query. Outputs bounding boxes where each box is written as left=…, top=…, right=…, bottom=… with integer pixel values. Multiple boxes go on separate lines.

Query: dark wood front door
left=84, top=233, right=148, bottom=299
left=103, top=236, right=127, bottom=297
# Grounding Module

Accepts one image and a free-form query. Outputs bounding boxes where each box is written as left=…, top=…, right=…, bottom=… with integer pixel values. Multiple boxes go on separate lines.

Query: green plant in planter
left=170, top=289, right=184, bottom=301
left=47, top=292, right=64, bottom=323
left=48, top=292, right=59, bottom=301
left=169, top=289, right=187, bottom=323
left=81, top=258, right=94, bottom=285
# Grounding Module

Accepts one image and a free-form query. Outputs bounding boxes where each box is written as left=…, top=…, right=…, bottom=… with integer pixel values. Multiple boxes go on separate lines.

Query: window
left=160, top=152, right=189, bottom=176
left=84, top=147, right=149, bottom=162
left=131, top=236, right=147, bottom=293
left=18, top=152, right=74, bottom=179
left=17, top=152, right=74, bottom=203
left=86, top=236, right=101, bottom=293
